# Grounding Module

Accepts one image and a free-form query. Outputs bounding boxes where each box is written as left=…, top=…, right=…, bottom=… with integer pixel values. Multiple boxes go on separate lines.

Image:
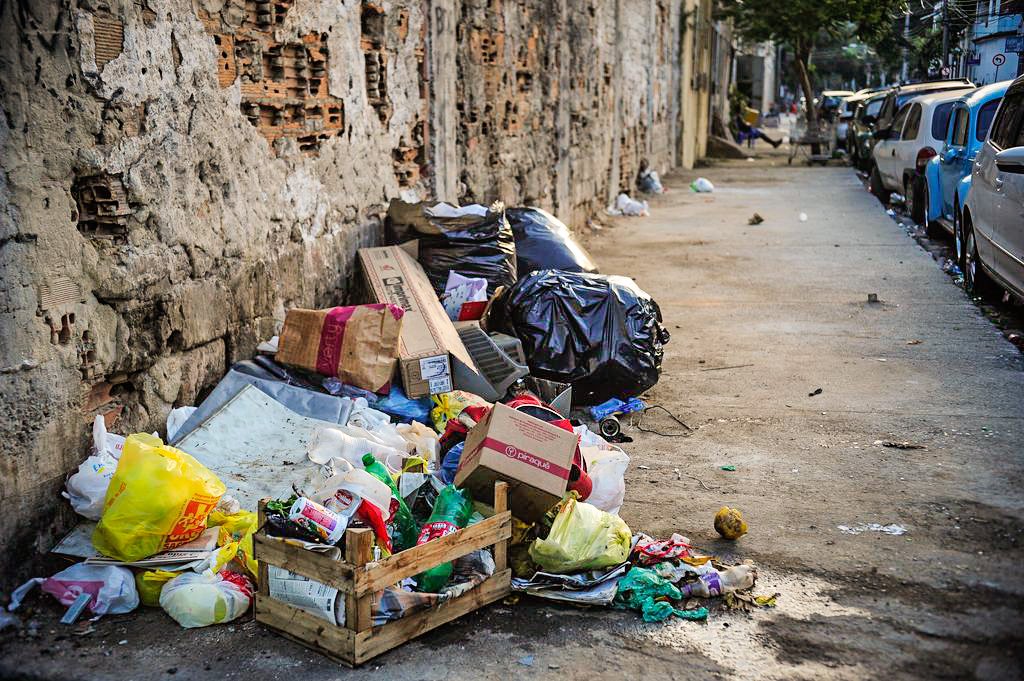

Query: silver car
left=963, top=74, right=1024, bottom=300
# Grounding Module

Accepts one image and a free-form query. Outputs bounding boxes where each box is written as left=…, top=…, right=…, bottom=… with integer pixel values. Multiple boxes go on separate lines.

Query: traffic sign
left=992, top=53, right=1006, bottom=67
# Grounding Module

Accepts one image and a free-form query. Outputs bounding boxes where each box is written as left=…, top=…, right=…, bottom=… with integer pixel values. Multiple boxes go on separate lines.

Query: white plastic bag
left=160, top=570, right=252, bottom=628
left=396, top=421, right=440, bottom=467
left=307, top=425, right=408, bottom=473
left=608, top=193, right=649, bottom=217
left=575, top=425, right=629, bottom=515
left=690, top=177, right=714, bottom=193
left=62, top=416, right=125, bottom=520
left=166, top=406, right=198, bottom=441
left=9, top=564, right=139, bottom=616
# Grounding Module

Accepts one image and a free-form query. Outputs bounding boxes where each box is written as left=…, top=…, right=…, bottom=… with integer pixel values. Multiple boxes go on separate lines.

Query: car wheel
left=963, top=212, right=997, bottom=299
left=869, top=165, right=890, bottom=204
left=919, top=181, right=942, bottom=238
left=908, top=176, right=925, bottom=225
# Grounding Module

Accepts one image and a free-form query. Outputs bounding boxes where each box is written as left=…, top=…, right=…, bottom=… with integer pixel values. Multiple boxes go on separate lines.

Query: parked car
left=848, top=91, right=889, bottom=170
left=867, top=79, right=975, bottom=163
left=869, top=90, right=963, bottom=208
left=922, top=80, right=1009, bottom=259
left=836, top=89, right=882, bottom=151
left=819, top=89, right=854, bottom=123
left=962, top=74, right=1024, bottom=300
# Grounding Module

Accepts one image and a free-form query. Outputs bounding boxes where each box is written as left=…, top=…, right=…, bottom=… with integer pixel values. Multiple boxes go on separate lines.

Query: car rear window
left=930, top=102, right=955, bottom=140
left=975, top=99, right=1001, bottom=142
left=865, top=98, right=883, bottom=117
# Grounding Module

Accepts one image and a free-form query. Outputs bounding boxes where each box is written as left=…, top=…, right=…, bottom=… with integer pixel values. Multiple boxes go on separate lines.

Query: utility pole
left=901, top=10, right=910, bottom=82
left=941, top=0, right=950, bottom=75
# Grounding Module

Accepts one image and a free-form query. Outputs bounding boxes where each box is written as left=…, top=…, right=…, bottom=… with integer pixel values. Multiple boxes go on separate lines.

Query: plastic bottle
left=415, top=484, right=474, bottom=592
left=679, top=564, right=756, bottom=598
left=362, top=453, right=419, bottom=551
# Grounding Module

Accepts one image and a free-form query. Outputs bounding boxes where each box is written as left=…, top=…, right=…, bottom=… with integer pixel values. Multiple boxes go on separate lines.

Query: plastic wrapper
left=63, top=416, right=125, bottom=520
left=614, top=566, right=708, bottom=623
left=160, top=570, right=253, bottom=628
left=387, top=200, right=517, bottom=296
left=507, top=207, right=597, bottom=277
left=93, top=434, right=226, bottom=562
left=575, top=425, right=629, bottom=515
left=493, top=270, right=670, bottom=404
left=528, top=497, right=632, bottom=574
left=9, top=564, right=139, bottom=617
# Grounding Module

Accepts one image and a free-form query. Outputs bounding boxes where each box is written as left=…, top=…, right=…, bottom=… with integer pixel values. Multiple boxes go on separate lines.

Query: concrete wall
left=0, top=0, right=701, bottom=583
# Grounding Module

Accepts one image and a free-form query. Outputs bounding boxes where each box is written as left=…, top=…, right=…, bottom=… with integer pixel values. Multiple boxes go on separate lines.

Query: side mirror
left=995, top=146, right=1024, bottom=174
left=942, top=147, right=962, bottom=163
left=862, top=114, right=876, bottom=126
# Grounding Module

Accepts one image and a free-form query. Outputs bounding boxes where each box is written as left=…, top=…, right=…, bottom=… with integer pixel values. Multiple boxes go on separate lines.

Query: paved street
left=3, top=156, right=1023, bottom=681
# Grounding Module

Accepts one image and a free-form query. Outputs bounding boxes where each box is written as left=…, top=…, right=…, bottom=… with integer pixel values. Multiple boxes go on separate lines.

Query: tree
left=721, top=0, right=906, bottom=131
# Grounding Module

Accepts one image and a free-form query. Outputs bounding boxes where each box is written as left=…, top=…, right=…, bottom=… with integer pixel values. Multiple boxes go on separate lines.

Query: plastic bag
left=208, top=506, right=259, bottom=579
left=387, top=200, right=517, bottom=296
left=396, top=421, right=440, bottom=468
left=160, top=570, right=253, bottom=628
left=92, top=433, right=226, bottom=562
left=136, top=569, right=177, bottom=607
left=528, top=497, right=631, bottom=574
left=637, top=168, right=664, bottom=194
left=9, top=564, right=139, bottom=616
left=430, top=391, right=489, bottom=432
left=373, top=385, right=432, bottom=425
left=63, top=416, right=125, bottom=520
left=493, top=270, right=670, bottom=404
left=690, top=177, right=714, bottom=193
left=575, top=425, right=629, bottom=515
left=507, top=207, right=597, bottom=277
left=608, top=193, right=649, bottom=216
left=614, top=566, right=708, bottom=623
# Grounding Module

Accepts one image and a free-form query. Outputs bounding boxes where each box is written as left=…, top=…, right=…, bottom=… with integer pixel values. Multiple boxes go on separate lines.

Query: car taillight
left=916, top=147, right=937, bottom=171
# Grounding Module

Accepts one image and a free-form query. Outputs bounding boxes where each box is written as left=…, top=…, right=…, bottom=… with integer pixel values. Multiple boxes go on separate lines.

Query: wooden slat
left=344, top=529, right=373, bottom=632
left=354, top=512, right=511, bottom=595
left=257, top=501, right=269, bottom=594
left=255, top=594, right=355, bottom=665
left=253, top=533, right=354, bottom=591
left=352, top=570, right=512, bottom=664
left=492, top=482, right=508, bottom=573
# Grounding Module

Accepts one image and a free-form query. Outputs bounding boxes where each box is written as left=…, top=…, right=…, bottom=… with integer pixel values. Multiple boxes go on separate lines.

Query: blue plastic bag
left=439, top=442, right=465, bottom=484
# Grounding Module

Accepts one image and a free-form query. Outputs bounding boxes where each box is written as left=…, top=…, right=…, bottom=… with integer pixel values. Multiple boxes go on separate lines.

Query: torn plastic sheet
left=511, top=563, right=628, bottom=606
left=837, top=523, right=907, bottom=536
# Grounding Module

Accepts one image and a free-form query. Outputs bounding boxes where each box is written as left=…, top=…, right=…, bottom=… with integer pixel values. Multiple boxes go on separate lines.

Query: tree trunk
left=794, top=44, right=820, bottom=155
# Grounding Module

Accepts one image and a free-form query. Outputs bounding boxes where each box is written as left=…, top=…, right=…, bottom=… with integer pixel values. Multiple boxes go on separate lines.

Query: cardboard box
left=359, top=245, right=479, bottom=398
left=454, top=403, right=579, bottom=522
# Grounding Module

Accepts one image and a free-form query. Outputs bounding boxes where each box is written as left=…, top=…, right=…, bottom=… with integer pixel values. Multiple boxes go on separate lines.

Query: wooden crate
left=254, top=481, right=512, bottom=666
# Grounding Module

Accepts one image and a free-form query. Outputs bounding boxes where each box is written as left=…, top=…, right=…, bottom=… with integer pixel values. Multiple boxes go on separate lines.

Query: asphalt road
left=2, top=156, right=1023, bottom=681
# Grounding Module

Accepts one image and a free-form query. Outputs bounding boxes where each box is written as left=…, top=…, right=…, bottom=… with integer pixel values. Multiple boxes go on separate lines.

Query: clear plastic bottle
left=679, top=564, right=756, bottom=598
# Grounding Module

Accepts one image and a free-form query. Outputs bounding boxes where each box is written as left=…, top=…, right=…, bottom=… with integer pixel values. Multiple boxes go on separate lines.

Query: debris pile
left=6, top=199, right=772, bottom=665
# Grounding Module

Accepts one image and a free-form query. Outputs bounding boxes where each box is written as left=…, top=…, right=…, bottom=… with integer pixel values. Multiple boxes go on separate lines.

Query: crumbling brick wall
left=0, top=0, right=691, bottom=584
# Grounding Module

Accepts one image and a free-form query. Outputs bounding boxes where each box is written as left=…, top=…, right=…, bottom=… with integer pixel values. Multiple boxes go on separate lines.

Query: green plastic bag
left=614, top=565, right=709, bottom=623
left=528, top=497, right=631, bottom=574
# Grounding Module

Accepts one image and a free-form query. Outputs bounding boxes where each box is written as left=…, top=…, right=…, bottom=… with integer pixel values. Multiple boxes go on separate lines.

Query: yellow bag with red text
left=92, top=434, right=226, bottom=562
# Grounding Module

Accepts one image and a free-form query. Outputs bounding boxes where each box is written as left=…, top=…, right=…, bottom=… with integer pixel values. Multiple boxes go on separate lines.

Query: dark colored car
left=848, top=91, right=889, bottom=170
left=867, top=79, right=975, bottom=164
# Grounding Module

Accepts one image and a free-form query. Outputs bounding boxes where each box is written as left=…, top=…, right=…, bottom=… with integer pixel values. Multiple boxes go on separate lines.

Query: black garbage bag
left=386, top=199, right=516, bottom=297
left=507, top=207, right=598, bottom=277
left=493, top=270, right=670, bottom=404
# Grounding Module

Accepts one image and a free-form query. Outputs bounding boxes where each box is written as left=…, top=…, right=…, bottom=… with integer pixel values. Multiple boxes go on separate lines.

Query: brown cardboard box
left=359, top=245, right=479, bottom=398
left=275, top=304, right=403, bottom=393
left=454, top=403, right=579, bottom=522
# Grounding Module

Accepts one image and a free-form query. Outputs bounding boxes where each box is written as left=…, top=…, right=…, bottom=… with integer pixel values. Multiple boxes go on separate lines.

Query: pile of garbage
left=6, top=198, right=771, bottom=644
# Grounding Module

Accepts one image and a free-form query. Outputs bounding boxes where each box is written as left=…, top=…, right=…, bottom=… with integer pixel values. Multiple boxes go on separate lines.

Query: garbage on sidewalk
left=607, top=193, right=650, bottom=216
left=690, top=177, right=714, bottom=193
left=22, top=198, right=777, bottom=664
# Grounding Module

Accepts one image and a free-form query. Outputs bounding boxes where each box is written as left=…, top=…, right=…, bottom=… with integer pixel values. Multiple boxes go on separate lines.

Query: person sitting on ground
left=733, top=112, right=782, bottom=148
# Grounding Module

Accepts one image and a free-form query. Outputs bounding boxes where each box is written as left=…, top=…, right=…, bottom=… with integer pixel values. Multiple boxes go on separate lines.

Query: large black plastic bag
left=494, top=270, right=670, bottom=404
left=507, top=207, right=598, bottom=277
left=386, top=200, right=517, bottom=297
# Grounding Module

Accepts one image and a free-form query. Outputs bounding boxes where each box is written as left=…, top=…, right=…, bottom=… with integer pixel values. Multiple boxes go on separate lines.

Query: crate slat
left=254, top=533, right=355, bottom=591
left=255, top=594, right=356, bottom=665
left=354, top=511, right=511, bottom=595
left=352, top=569, right=512, bottom=665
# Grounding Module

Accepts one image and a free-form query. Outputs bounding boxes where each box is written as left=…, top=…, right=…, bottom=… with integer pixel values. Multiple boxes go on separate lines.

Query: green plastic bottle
left=415, top=484, right=474, bottom=592
left=361, top=453, right=420, bottom=551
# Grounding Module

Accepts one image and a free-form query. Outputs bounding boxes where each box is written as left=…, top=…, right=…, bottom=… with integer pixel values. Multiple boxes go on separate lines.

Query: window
left=951, top=107, right=969, bottom=145
left=989, top=91, right=1024, bottom=149
left=975, top=99, right=1001, bottom=142
left=901, top=103, right=922, bottom=140
left=930, top=102, right=955, bottom=141
left=865, top=97, right=883, bottom=118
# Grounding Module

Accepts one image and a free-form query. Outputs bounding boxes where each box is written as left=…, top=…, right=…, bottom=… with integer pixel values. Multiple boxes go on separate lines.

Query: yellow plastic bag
left=93, top=433, right=226, bottom=561
left=529, top=496, right=632, bottom=574
left=135, top=569, right=177, bottom=607
left=208, top=509, right=258, bottom=580
left=430, top=390, right=488, bottom=432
